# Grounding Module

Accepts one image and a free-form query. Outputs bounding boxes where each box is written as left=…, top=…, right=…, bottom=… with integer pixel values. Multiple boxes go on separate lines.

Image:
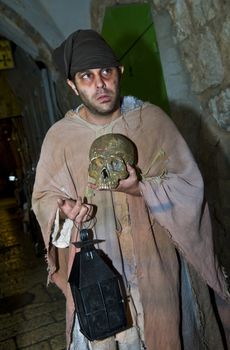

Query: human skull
left=88, top=133, right=137, bottom=190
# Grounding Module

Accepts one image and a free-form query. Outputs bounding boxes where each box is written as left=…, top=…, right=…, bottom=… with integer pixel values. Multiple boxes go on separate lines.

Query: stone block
left=220, top=14, right=230, bottom=62
left=24, top=300, right=65, bottom=320
left=181, top=29, right=224, bottom=92
left=16, top=321, right=65, bottom=348
left=50, top=334, right=66, bottom=350
left=208, top=88, right=230, bottom=131
left=190, top=0, right=217, bottom=26
left=167, top=0, right=192, bottom=41
left=0, top=314, right=54, bottom=341
left=0, top=312, right=24, bottom=331
left=23, top=341, right=51, bottom=350
left=0, top=339, right=16, bottom=350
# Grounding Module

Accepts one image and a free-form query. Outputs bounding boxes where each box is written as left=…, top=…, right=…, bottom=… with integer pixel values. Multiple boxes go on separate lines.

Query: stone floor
left=0, top=197, right=66, bottom=350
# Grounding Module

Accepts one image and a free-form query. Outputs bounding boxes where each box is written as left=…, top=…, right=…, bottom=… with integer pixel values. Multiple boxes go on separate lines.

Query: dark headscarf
left=52, top=29, right=120, bottom=79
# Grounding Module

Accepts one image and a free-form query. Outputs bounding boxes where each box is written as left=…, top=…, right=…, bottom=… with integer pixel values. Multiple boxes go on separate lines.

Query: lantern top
left=72, top=228, right=105, bottom=249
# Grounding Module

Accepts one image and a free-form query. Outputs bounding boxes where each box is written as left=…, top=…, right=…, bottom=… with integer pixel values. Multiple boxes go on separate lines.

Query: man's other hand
left=57, top=197, right=94, bottom=224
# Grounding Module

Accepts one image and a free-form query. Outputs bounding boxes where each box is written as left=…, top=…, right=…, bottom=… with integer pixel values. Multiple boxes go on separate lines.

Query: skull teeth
left=99, top=180, right=118, bottom=190
left=99, top=183, right=111, bottom=190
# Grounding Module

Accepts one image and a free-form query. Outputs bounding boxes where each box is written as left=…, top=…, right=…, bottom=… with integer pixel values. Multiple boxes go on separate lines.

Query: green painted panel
left=102, top=3, right=170, bottom=114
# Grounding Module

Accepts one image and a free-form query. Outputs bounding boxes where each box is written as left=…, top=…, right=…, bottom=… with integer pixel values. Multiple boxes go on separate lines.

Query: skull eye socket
left=91, top=157, right=104, bottom=169
left=111, top=159, right=124, bottom=171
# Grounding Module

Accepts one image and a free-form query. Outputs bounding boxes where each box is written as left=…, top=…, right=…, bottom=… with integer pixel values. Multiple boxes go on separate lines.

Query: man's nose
left=95, top=74, right=106, bottom=88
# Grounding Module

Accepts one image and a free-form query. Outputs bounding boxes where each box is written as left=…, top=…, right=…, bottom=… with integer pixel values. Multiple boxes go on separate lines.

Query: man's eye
left=78, top=71, right=92, bottom=80
left=82, top=73, right=91, bottom=80
left=101, top=68, right=113, bottom=76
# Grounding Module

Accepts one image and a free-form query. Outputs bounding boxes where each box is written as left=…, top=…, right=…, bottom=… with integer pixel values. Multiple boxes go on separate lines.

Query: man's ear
left=67, top=79, right=79, bottom=95
left=119, top=66, right=124, bottom=75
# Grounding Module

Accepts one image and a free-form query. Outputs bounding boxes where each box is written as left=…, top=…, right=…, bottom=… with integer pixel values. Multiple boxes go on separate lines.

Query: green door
left=101, top=3, right=170, bottom=114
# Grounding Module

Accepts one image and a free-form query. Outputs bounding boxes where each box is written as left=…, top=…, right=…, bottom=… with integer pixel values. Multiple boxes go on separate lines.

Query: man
left=32, top=29, right=229, bottom=350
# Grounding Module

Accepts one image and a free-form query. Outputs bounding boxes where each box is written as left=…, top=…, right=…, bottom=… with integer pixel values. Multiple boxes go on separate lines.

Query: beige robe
left=32, top=98, right=229, bottom=349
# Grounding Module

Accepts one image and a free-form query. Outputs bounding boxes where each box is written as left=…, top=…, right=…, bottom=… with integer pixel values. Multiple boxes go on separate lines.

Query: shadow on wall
left=170, top=101, right=230, bottom=348
left=169, top=101, right=230, bottom=279
left=169, top=102, right=201, bottom=157
left=199, top=114, right=230, bottom=278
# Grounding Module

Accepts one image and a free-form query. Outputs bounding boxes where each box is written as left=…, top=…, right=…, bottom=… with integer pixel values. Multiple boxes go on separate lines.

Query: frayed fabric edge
left=221, top=265, right=230, bottom=299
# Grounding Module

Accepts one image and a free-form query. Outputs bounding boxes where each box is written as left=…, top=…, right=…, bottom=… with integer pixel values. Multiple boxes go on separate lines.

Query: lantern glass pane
left=81, top=285, right=103, bottom=313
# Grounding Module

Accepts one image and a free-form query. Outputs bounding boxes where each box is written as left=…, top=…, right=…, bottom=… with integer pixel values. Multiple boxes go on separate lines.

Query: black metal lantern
left=68, top=229, right=128, bottom=341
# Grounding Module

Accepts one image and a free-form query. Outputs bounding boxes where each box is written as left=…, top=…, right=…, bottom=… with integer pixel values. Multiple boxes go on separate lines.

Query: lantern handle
left=72, top=228, right=105, bottom=248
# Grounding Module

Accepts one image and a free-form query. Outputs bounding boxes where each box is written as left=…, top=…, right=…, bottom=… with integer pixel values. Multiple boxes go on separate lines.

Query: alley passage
left=0, top=197, right=66, bottom=350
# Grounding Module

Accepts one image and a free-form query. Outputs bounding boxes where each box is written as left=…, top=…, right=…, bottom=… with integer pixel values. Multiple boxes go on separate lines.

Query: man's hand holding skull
left=88, top=162, right=141, bottom=197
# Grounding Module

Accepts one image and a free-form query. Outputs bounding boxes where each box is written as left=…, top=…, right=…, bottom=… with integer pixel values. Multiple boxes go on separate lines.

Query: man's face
left=72, top=67, right=122, bottom=116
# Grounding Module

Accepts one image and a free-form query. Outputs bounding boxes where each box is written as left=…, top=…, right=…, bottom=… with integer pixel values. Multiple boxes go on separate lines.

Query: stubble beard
left=77, top=86, right=121, bottom=117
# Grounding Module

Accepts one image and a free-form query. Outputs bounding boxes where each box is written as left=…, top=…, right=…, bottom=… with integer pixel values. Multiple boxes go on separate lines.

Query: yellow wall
left=0, top=72, right=21, bottom=119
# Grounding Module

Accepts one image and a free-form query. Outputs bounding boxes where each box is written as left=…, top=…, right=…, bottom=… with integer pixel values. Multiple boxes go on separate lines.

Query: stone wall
left=160, top=0, right=230, bottom=274
left=90, top=0, right=230, bottom=274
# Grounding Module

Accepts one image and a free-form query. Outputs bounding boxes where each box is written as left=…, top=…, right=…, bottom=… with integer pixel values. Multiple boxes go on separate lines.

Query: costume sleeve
left=32, top=133, right=63, bottom=247
left=31, top=123, right=80, bottom=286
left=137, top=105, right=203, bottom=237
left=138, top=105, right=229, bottom=301
left=139, top=139, right=204, bottom=245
